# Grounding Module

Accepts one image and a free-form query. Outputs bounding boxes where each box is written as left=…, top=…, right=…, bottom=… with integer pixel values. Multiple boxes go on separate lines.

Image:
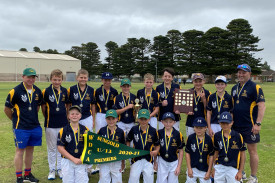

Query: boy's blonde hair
left=144, top=73, right=154, bottom=81
left=50, top=69, right=63, bottom=80
left=77, top=69, right=89, bottom=77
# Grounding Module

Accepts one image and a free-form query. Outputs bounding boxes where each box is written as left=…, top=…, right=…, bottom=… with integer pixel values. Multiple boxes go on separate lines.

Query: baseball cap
left=105, top=109, right=118, bottom=118
left=193, top=117, right=207, bottom=127
left=69, top=105, right=82, bottom=113
left=101, top=72, right=113, bottom=79
left=218, top=112, right=232, bottom=123
left=192, top=73, right=204, bottom=81
left=121, top=78, right=131, bottom=86
left=237, top=64, right=251, bottom=72
left=138, top=109, right=150, bottom=119
left=215, top=76, right=227, bottom=83
left=23, top=68, right=37, bottom=77
left=162, top=112, right=175, bottom=121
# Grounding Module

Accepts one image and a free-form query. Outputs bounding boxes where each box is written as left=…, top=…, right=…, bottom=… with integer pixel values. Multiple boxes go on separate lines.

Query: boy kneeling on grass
left=185, top=117, right=214, bottom=183
left=156, top=112, right=185, bottom=183
left=126, top=109, right=160, bottom=183
left=97, top=109, right=125, bottom=183
left=57, top=105, right=89, bottom=183
left=213, top=112, right=246, bottom=183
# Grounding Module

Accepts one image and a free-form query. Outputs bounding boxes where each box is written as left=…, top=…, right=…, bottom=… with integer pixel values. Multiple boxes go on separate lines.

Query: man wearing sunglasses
left=231, top=64, right=266, bottom=183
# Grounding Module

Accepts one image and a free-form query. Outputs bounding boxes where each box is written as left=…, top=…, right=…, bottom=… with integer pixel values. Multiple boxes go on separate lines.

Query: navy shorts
left=233, top=127, right=260, bottom=144
left=13, top=126, right=42, bottom=149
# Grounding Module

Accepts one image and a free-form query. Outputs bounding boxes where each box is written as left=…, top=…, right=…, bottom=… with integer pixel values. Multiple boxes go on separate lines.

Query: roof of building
left=260, top=70, right=275, bottom=76
left=0, top=50, right=79, bottom=61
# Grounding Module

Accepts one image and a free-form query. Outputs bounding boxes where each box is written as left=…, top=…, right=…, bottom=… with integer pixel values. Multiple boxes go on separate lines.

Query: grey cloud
left=0, top=0, right=274, bottom=69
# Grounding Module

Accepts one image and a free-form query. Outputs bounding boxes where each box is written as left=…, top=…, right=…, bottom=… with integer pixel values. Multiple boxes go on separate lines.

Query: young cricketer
left=113, top=78, right=136, bottom=135
left=68, top=69, right=96, bottom=132
left=137, top=73, right=159, bottom=129
left=186, top=73, right=211, bottom=136
left=4, top=68, right=42, bottom=183
left=127, top=109, right=160, bottom=183
left=42, top=69, right=69, bottom=180
left=156, top=68, right=180, bottom=131
left=57, top=105, right=89, bottom=183
left=97, top=109, right=126, bottom=183
left=206, top=76, right=233, bottom=137
left=185, top=117, right=214, bottom=183
left=156, top=112, right=185, bottom=183
left=213, top=112, right=246, bottom=183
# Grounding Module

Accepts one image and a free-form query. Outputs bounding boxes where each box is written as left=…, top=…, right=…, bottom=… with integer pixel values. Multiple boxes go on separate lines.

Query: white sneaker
left=48, top=170, right=56, bottom=180
left=242, top=171, right=247, bottom=180
left=247, top=176, right=258, bottom=183
left=57, top=169, right=63, bottom=179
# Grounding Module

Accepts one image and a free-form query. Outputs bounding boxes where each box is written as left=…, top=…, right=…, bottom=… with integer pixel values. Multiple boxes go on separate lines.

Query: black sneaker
left=16, top=176, right=23, bottom=183
left=23, top=173, right=39, bottom=182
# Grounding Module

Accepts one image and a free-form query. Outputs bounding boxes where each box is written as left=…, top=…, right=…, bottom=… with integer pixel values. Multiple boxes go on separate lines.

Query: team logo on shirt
left=232, top=90, right=236, bottom=97
left=251, top=134, right=256, bottom=141
left=172, top=139, right=177, bottom=146
left=65, top=135, right=72, bottom=143
left=99, top=94, right=104, bottom=102
left=74, top=93, right=79, bottom=100
left=212, top=101, right=217, bottom=108
left=241, top=90, right=247, bottom=97
left=85, top=94, right=90, bottom=100
left=21, top=94, right=27, bottom=102
left=160, top=139, right=164, bottom=147
left=140, top=96, right=144, bottom=103
left=160, top=92, right=165, bottom=99
left=119, top=101, right=125, bottom=108
left=134, top=134, right=139, bottom=142
left=231, top=141, right=239, bottom=149
left=49, top=95, right=55, bottom=102
left=191, top=144, right=196, bottom=152
left=223, top=101, right=229, bottom=108
left=218, top=141, right=223, bottom=150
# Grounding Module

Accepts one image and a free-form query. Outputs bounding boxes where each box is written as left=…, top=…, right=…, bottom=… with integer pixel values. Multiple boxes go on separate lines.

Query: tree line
left=21, top=18, right=269, bottom=81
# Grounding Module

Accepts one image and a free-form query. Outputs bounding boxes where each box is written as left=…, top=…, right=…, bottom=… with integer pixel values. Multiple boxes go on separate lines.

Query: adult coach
left=231, top=64, right=265, bottom=183
left=4, top=68, right=42, bottom=183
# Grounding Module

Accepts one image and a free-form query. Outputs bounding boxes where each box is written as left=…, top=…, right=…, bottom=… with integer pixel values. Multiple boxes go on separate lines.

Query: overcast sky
left=1, top=0, right=274, bottom=70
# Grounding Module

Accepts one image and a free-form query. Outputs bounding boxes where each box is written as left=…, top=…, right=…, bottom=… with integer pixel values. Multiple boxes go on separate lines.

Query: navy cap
left=193, top=117, right=207, bottom=127
left=162, top=112, right=175, bottom=121
left=101, top=72, right=113, bottom=79
left=237, top=64, right=251, bottom=72
left=218, top=112, right=232, bottom=123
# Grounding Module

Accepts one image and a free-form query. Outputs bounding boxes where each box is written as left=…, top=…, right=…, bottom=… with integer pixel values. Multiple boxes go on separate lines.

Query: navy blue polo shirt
left=42, top=85, right=69, bottom=128
left=185, top=133, right=214, bottom=172
left=213, top=130, right=246, bottom=169
left=57, top=123, right=88, bottom=158
left=158, top=128, right=185, bottom=162
left=95, top=85, right=118, bottom=113
left=126, top=125, right=159, bottom=163
left=98, top=125, right=125, bottom=144
left=156, top=82, right=180, bottom=121
left=231, top=80, right=265, bottom=128
left=137, top=88, right=159, bottom=115
left=186, top=88, right=211, bottom=127
left=5, top=82, right=42, bottom=130
left=207, top=91, right=233, bottom=124
left=68, top=84, right=95, bottom=120
left=113, top=93, right=136, bottom=124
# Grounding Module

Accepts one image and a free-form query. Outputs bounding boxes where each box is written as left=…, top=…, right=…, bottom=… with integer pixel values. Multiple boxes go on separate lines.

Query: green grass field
left=0, top=81, right=274, bottom=183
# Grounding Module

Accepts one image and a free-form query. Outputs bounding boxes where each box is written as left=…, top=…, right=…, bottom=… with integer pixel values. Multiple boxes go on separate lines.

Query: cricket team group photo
left=1, top=64, right=274, bottom=183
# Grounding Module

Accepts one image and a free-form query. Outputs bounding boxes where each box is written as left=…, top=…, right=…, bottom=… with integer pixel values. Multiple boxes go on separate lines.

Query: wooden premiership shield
left=173, top=88, right=194, bottom=113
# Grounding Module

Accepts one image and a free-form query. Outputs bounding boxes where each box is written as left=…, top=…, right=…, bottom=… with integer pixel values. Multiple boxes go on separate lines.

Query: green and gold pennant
left=81, top=131, right=150, bottom=164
